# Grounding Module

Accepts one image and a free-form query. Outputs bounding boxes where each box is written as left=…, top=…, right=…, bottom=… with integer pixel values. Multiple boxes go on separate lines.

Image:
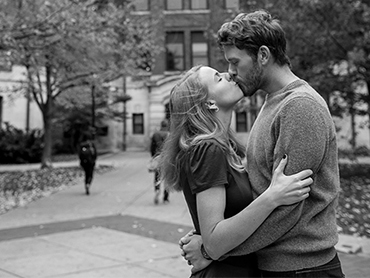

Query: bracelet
left=200, top=244, right=212, bottom=260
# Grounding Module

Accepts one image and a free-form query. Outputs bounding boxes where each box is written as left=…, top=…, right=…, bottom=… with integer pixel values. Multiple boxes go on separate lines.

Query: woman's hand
left=180, top=233, right=212, bottom=273
left=267, top=154, right=313, bottom=207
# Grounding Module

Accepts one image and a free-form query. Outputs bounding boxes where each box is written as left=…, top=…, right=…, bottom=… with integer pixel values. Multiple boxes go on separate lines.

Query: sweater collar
left=265, top=79, right=306, bottom=101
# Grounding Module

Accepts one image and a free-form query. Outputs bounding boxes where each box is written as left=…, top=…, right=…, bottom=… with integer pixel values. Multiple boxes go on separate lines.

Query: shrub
left=0, top=124, right=43, bottom=164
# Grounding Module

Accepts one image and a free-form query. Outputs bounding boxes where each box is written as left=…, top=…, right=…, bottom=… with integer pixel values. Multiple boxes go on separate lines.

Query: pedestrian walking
left=150, top=119, right=170, bottom=204
left=78, top=134, right=97, bottom=195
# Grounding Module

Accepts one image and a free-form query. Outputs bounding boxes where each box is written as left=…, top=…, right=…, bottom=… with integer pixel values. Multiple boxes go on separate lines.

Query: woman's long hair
left=160, top=65, right=245, bottom=192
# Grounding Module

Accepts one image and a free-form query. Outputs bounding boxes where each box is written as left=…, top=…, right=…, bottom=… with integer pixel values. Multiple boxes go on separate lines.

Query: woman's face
left=198, top=66, right=244, bottom=111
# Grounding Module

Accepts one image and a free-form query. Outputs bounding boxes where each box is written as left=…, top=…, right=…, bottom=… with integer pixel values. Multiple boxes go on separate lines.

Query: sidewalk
left=0, top=152, right=369, bottom=278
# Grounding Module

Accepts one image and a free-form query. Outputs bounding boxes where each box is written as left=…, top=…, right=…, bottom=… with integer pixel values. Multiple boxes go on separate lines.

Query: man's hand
left=179, top=233, right=212, bottom=273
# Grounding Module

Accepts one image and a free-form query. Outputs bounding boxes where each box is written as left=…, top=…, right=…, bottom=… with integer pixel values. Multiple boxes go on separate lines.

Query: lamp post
left=122, top=76, right=127, bottom=151
left=91, top=83, right=96, bottom=139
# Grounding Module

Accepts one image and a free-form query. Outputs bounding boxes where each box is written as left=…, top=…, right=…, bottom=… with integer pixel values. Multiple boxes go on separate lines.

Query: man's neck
left=262, top=64, right=299, bottom=94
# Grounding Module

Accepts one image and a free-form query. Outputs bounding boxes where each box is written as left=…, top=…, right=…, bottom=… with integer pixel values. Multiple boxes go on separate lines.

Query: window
left=166, top=32, right=184, bottom=71
left=96, top=126, right=109, bottom=136
left=0, top=51, right=12, bottom=71
left=165, top=103, right=171, bottom=121
left=166, top=0, right=183, bottom=10
left=191, top=31, right=209, bottom=66
left=133, top=113, right=144, bottom=134
left=235, top=111, right=248, bottom=132
left=191, top=0, right=208, bottom=9
left=0, top=96, right=2, bottom=127
left=225, top=0, right=239, bottom=9
left=131, top=0, right=149, bottom=11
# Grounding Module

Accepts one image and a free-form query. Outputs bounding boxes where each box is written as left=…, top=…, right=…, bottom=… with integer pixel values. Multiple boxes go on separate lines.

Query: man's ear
left=258, top=45, right=271, bottom=65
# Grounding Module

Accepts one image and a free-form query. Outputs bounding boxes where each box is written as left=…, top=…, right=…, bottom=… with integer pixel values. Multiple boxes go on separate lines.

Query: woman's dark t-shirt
left=180, top=139, right=259, bottom=275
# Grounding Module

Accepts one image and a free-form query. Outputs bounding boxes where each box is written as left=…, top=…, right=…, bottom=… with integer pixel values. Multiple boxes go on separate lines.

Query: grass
left=0, top=164, right=113, bottom=215
left=337, top=163, right=370, bottom=238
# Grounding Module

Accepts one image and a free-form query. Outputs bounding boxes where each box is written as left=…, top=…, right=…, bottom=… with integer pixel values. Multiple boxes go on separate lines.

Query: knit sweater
left=225, top=79, right=340, bottom=271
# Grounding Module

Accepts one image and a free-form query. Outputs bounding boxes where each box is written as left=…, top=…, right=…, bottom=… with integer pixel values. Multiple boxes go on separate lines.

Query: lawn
left=0, top=165, right=113, bottom=215
left=337, top=163, right=370, bottom=238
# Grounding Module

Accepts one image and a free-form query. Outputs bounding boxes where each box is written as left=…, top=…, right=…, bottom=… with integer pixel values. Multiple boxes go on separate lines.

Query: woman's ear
left=205, top=100, right=219, bottom=112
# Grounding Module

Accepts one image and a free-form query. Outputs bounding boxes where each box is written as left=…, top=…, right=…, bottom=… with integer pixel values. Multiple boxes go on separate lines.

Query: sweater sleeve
left=222, top=96, right=332, bottom=257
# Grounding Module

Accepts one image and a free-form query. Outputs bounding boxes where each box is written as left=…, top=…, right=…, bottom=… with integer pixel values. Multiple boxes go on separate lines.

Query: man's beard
left=236, top=63, right=262, bottom=97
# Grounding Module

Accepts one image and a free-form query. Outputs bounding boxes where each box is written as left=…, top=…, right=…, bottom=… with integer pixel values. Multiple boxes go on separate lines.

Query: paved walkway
left=0, top=152, right=369, bottom=278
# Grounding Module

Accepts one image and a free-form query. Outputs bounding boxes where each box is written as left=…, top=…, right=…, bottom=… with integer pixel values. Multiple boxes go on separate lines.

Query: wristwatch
left=200, top=244, right=212, bottom=260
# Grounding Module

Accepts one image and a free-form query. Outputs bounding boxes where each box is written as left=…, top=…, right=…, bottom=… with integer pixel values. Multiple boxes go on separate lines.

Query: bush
left=339, top=162, right=370, bottom=178
left=0, top=124, right=43, bottom=164
left=338, top=145, right=370, bottom=159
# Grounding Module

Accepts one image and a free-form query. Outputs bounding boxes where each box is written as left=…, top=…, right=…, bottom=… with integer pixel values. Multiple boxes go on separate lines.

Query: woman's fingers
left=301, top=177, right=313, bottom=186
left=294, top=169, right=313, bottom=180
left=296, top=185, right=311, bottom=199
left=274, top=154, right=288, bottom=175
left=274, top=154, right=314, bottom=181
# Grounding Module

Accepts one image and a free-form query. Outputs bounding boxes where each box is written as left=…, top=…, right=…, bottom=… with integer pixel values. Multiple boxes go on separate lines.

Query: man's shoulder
left=281, top=83, right=328, bottom=113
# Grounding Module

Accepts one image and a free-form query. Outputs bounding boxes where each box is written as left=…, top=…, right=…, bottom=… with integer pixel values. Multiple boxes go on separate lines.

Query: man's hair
left=217, top=10, right=291, bottom=67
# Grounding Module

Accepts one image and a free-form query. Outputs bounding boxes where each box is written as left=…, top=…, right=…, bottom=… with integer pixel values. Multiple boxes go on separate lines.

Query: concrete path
left=0, top=152, right=369, bottom=278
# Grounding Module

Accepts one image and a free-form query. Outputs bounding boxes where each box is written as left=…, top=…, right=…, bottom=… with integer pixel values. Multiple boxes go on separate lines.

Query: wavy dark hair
left=217, top=10, right=291, bottom=67
left=160, top=65, right=245, bottom=191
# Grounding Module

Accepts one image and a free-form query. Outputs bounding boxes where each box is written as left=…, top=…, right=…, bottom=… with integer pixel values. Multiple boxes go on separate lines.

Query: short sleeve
left=188, top=140, right=228, bottom=194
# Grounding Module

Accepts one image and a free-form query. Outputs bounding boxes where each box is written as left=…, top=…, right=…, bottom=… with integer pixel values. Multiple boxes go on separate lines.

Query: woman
left=160, top=65, right=312, bottom=277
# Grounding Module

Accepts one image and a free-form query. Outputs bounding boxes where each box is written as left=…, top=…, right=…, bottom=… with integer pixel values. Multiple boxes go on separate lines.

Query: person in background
left=78, top=133, right=97, bottom=195
left=151, top=119, right=170, bottom=204
left=180, top=10, right=344, bottom=278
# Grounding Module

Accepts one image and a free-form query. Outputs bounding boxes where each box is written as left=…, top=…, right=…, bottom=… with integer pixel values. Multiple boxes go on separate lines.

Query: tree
left=0, top=0, right=161, bottom=168
left=240, top=0, right=370, bottom=148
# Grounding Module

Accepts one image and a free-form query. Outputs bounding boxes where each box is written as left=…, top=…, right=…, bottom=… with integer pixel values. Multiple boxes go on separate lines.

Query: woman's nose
left=220, top=72, right=232, bottom=81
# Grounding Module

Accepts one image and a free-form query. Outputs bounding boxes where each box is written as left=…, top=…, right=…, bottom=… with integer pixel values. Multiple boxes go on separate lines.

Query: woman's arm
left=197, top=155, right=312, bottom=260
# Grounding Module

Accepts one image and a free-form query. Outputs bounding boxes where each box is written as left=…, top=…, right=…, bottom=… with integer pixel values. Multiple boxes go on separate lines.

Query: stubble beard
left=237, top=64, right=263, bottom=98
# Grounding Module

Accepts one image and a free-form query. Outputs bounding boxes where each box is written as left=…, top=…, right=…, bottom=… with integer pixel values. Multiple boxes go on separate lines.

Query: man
left=181, top=10, right=344, bottom=277
left=150, top=119, right=170, bottom=204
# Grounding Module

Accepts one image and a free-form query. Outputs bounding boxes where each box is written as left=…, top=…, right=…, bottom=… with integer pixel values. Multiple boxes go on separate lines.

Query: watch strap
left=201, top=244, right=212, bottom=260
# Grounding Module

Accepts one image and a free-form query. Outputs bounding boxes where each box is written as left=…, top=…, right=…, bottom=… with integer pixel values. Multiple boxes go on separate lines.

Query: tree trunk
left=40, top=62, right=53, bottom=169
left=349, top=92, right=356, bottom=150
left=366, top=80, right=370, bottom=148
left=41, top=106, right=53, bottom=169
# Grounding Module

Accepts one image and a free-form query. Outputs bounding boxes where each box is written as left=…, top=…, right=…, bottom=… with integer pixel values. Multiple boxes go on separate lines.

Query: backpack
left=79, top=141, right=96, bottom=164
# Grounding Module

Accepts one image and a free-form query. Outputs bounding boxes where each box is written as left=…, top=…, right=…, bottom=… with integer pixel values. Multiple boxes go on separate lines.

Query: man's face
left=223, top=45, right=262, bottom=97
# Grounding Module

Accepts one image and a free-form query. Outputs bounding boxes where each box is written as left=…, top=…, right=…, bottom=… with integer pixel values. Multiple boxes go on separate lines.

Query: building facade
left=106, top=0, right=258, bottom=152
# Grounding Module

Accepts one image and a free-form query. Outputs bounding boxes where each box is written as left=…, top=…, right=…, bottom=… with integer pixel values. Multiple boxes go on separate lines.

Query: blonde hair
left=160, top=65, right=245, bottom=191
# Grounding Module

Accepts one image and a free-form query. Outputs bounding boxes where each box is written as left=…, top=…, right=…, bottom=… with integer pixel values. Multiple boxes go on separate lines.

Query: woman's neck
left=216, top=110, right=233, bottom=130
